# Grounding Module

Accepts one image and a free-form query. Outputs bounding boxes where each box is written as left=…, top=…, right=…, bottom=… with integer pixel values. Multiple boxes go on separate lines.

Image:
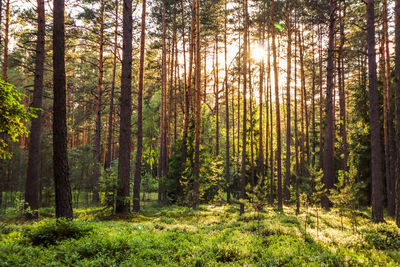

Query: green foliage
left=364, top=229, right=400, bottom=250
left=330, top=167, right=364, bottom=232
left=0, top=205, right=399, bottom=266
left=23, top=219, right=93, bottom=246
left=0, top=79, right=36, bottom=159
left=100, top=161, right=119, bottom=212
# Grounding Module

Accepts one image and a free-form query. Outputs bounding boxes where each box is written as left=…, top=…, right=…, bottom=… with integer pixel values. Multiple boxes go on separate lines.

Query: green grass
left=0, top=203, right=399, bottom=266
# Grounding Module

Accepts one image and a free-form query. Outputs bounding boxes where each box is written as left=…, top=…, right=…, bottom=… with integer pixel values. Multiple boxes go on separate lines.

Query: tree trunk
left=92, top=0, right=105, bottom=203
left=104, top=0, right=119, bottom=170
left=249, top=34, right=255, bottom=192
left=322, top=0, right=336, bottom=209
left=318, top=25, right=323, bottom=169
left=193, top=0, right=201, bottom=209
left=215, top=34, right=220, bottom=156
left=116, top=0, right=133, bottom=214
left=25, top=0, right=45, bottom=218
left=158, top=0, right=168, bottom=205
left=268, top=32, right=274, bottom=206
left=224, top=0, right=230, bottom=203
left=240, top=0, right=248, bottom=215
left=53, top=0, right=73, bottom=219
left=2, top=0, right=10, bottom=81
left=294, top=16, right=300, bottom=214
left=338, top=2, right=347, bottom=183
left=382, top=0, right=395, bottom=217
left=133, top=0, right=146, bottom=213
left=367, top=0, right=384, bottom=222
left=394, top=0, right=400, bottom=227
left=284, top=3, right=291, bottom=203
left=271, top=0, right=282, bottom=210
left=258, top=17, right=265, bottom=181
left=180, top=0, right=194, bottom=199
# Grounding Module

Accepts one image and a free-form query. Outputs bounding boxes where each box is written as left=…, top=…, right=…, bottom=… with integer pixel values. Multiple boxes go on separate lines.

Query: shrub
left=24, top=219, right=93, bottom=246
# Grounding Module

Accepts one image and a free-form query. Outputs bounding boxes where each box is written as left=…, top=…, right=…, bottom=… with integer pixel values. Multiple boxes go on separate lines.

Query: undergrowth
left=0, top=204, right=399, bottom=266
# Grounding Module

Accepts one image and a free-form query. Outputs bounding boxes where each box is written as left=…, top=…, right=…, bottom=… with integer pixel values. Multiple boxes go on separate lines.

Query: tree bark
left=92, top=0, right=105, bottom=203
left=258, top=15, right=265, bottom=181
left=133, top=0, right=146, bottom=213
left=271, top=0, right=282, bottom=210
left=53, top=0, right=73, bottom=219
left=367, top=0, right=384, bottom=223
left=2, top=0, right=10, bottom=81
left=193, top=0, right=201, bottom=209
left=25, top=0, right=45, bottom=218
left=382, top=0, right=395, bottom=217
left=116, top=0, right=133, bottom=214
left=224, top=0, right=230, bottom=203
left=322, top=0, right=336, bottom=209
left=104, top=0, right=119, bottom=170
left=338, top=2, right=347, bottom=183
left=284, top=4, right=291, bottom=204
left=240, top=0, right=248, bottom=215
left=394, top=0, right=400, bottom=227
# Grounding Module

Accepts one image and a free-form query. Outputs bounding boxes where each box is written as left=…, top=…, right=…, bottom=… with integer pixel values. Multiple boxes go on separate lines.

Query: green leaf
left=274, top=23, right=283, bottom=31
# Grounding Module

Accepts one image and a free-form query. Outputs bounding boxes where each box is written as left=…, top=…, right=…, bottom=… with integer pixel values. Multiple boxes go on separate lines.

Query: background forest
left=0, top=0, right=400, bottom=265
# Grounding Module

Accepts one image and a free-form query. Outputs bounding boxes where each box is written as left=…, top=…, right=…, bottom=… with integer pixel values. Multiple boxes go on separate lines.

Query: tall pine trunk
left=53, top=0, right=73, bottom=219
left=224, top=0, right=231, bottom=203
left=133, top=0, right=146, bottom=213
left=25, top=0, right=45, bottom=218
left=116, top=0, right=133, bottom=214
left=367, top=0, right=384, bottom=222
left=193, top=0, right=201, bottom=209
left=394, top=0, right=400, bottom=227
left=2, top=0, right=9, bottom=81
left=240, top=0, right=248, bottom=215
left=104, top=0, right=119, bottom=170
left=284, top=4, right=291, bottom=203
left=322, top=0, right=336, bottom=209
left=92, top=0, right=105, bottom=203
left=271, top=0, right=282, bottom=210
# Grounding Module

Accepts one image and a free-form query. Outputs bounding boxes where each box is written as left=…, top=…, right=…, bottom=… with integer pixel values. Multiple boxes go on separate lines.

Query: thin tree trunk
left=104, top=0, right=119, bottom=170
left=53, top=0, right=73, bottom=219
left=318, top=25, right=323, bottom=169
left=215, top=33, right=220, bottom=156
left=382, top=0, right=395, bottom=217
left=133, top=0, right=146, bottom=213
left=268, top=32, right=274, bottom=206
left=322, top=0, right=336, bottom=209
left=311, top=32, right=316, bottom=168
left=299, top=28, right=306, bottom=174
left=367, top=0, right=384, bottom=222
left=338, top=2, right=347, bottom=183
left=116, top=0, right=133, bottom=214
left=240, top=0, right=248, bottom=215
left=2, top=0, right=10, bottom=81
left=158, top=1, right=168, bottom=205
left=193, top=0, right=201, bottom=209
left=271, top=0, right=282, bottom=210
left=258, top=16, right=265, bottom=181
left=284, top=3, right=291, bottom=203
left=180, top=0, right=194, bottom=199
left=249, top=33, right=255, bottom=192
left=394, top=0, right=400, bottom=227
left=25, top=0, right=45, bottom=218
left=224, top=0, right=230, bottom=203
left=92, top=0, right=105, bottom=203
left=294, top=16, right=300, bottom=214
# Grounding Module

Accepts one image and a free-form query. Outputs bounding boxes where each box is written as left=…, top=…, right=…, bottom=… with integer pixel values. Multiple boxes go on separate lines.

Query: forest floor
left=1, top=200, right=400, bottom=266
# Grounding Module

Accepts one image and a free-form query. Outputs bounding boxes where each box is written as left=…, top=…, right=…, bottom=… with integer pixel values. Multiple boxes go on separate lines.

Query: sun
left=252, top=42, right=267, bottom=62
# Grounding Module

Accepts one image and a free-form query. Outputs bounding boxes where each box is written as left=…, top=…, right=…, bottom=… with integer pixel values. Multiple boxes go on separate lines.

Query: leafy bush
left=23, top=219, right=92, bottom=246
left=364, top=229, right=400, bottom=250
